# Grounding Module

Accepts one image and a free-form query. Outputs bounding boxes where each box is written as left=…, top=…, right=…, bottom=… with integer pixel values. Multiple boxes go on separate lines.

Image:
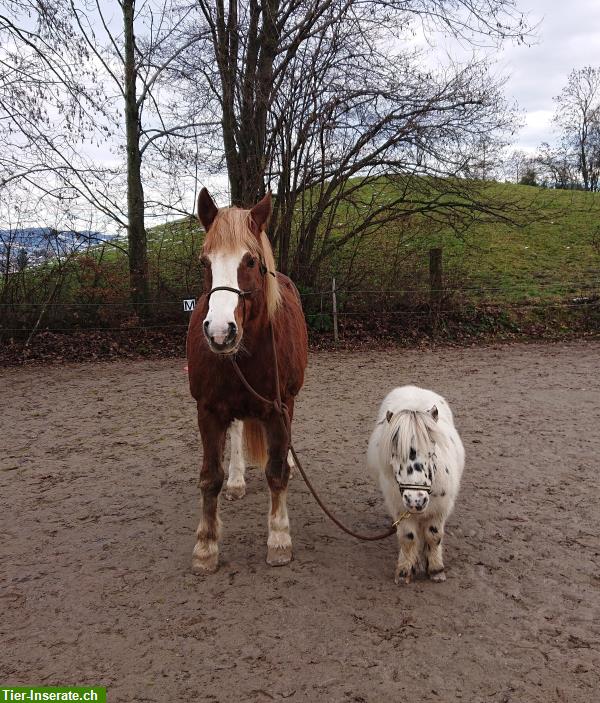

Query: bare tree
left=176, top=1, right=530, bottom=283
left=553, top=66, right=600, bottom=192
left=534, top=142, right=577, bottom=190
left=1, top=1, right=210, bottom=309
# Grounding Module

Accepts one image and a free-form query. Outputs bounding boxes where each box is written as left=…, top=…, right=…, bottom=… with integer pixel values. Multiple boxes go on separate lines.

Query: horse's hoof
left=429, top=569, right=446, bottom=582
left=191, top=545, right=219, bottom=574
left=225, top=482, right=246, bottom=501
left=191, top=555, right=219, bottom=574
left=266, top=545, right=292, bottom=566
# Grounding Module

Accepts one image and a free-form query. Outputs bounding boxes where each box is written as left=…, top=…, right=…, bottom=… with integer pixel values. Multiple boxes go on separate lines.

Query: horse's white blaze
left=367, top=385, right=465, bottom=583
left=204, top=250, right=246, bottom=344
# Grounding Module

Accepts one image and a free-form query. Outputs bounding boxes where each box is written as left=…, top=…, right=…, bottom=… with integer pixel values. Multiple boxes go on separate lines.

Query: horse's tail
left=243, top=419, right=267, bottom=469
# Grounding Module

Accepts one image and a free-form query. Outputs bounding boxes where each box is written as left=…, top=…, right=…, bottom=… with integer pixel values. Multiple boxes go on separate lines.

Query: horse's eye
left=200, top=255, right=210, bottom=268
left=247, top=257, right=256, bottom=268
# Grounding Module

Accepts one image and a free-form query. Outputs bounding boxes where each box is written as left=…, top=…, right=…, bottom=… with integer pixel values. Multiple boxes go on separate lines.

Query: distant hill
left=0, top=227, right=116, bottom=250
left=0, top=227, right=117, bottom=270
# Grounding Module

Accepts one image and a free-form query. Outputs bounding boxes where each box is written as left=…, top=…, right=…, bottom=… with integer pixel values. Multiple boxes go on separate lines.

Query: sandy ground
left=1, top=341, right=599, bottom=702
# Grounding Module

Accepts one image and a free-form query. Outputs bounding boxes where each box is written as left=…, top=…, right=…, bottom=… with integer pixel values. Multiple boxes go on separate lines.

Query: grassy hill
left=140, top=181, right=600, bottom=306
left=2, top=179, right=599, bottom=342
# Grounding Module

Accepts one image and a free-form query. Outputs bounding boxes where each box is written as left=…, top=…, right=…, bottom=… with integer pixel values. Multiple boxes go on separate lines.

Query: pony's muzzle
left=402, top=490, right=429, bottom=513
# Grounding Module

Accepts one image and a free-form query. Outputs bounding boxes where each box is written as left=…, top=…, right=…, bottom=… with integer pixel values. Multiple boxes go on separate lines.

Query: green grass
left=419, top=183, right=600, bottom=302
left=296, top=180, right=600, bottom=306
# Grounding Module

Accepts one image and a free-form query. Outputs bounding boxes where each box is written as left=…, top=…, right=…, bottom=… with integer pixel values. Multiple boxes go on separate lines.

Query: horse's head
left=197, top=188, right=281, bottom=355
left=385, top=407, right=439, bottom=514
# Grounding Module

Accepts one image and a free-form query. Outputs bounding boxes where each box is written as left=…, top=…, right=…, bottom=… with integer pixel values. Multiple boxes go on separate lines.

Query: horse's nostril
left=203, top=320, right=210, bottom=330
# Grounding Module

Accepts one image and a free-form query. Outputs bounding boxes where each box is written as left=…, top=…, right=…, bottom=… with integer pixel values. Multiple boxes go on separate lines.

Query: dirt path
left=1, top=341, right=599, bottom=702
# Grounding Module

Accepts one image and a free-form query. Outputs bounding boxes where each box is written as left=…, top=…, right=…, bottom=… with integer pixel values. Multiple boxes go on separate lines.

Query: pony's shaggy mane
left=203, top=206, right=281, bottom=319
left=382, top=410, right=447, bottom=463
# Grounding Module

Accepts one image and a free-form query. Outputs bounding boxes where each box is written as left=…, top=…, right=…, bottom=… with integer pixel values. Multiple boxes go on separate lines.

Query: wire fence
left=1, top=275, right=599, bottom=340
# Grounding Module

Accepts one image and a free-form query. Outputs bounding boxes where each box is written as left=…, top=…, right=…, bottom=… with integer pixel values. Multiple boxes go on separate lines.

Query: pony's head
left=197, top=188, right=281, bottom=355
left=383, top=407, right=440, bottom=514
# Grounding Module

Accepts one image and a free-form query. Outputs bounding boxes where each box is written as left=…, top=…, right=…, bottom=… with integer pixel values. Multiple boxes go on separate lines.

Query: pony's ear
left=197, top=188, right=218, bottom=231
left=386, top=410, right=393, bottom=423
left=249, top=191, right=272, bottom=237
left=429, top=405, right=439, bottom=422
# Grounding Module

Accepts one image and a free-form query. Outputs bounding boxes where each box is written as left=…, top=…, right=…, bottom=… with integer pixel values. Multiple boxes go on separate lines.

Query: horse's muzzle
left=204, top=321, right=240, bottom=354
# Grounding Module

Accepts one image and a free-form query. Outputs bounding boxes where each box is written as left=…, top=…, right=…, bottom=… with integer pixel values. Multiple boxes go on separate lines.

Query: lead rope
left=229, top=321, right=403, bottom=542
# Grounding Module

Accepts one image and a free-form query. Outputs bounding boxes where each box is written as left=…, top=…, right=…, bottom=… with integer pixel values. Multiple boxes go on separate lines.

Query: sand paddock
left=1, top=341, right=599, bottom=702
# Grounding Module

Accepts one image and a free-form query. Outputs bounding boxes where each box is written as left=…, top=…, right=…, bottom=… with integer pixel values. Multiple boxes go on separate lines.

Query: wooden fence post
left=429, top=248, right=443, bottom=309
left=332, top=277, right=339, bottom=344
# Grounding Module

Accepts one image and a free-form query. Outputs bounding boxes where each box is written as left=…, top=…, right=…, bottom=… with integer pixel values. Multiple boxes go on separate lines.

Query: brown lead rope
left=229, top=322, right=398, bottom=542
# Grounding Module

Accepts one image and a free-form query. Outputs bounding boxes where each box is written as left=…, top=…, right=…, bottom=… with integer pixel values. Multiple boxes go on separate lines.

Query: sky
left=465, top=0, right=600, bottom=153
left=4, top=0, right=600, bottom=232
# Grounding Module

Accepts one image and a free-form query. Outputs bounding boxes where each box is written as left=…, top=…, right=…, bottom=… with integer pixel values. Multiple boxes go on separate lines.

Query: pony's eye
left=247, top=257, right=256, bottom=268
left=200, top=254, right=210, bottom=268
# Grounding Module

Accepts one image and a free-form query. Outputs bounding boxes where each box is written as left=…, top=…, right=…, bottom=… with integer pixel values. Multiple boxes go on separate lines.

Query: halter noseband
left=397, top=483, right=432, bottom=494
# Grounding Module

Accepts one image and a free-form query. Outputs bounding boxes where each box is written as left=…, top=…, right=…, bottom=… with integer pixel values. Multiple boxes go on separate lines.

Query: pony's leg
left=225, top=420, right=246, bottom=501
left=192, top=413, right=227, bottom=575
left=264, top=412, right=292, bottom=566
left=424, top=521, right=446, bottom=582
left=394, top=521, right=422, bottom=584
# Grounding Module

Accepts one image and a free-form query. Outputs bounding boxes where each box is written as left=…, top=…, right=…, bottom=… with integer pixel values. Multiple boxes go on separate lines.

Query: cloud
left=498, top=0, right=600, bottom=147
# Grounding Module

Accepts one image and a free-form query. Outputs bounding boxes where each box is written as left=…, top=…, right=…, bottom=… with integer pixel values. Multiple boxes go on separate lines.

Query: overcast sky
left=476, top=0, right=600, bottom=152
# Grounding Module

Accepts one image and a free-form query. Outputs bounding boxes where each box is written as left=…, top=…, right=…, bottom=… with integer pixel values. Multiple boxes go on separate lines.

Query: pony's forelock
left=203, top=206, right=281, bottom=319
left=383, top=410, right=445, bottom=463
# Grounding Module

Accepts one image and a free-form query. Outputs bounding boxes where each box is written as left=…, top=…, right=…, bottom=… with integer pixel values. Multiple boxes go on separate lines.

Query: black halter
left=205, top=261, right=274, bottom=325
left=397, top=483, right=432, bottom=494
left=206, top=286, right=253, bottom=325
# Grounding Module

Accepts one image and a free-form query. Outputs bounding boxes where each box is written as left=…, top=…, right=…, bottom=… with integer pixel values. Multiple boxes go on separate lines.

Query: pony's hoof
left=394, top=568, right=413, bottom=585
left=225, top=482, right=246, bottom=500
left=429, top=569, right=446, bottom=582
left=266, top=545, right=292, bottom=566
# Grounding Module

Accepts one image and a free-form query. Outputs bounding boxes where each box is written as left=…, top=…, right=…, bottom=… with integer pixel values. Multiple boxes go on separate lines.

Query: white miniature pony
left=367, top=385, right=464, bottom=584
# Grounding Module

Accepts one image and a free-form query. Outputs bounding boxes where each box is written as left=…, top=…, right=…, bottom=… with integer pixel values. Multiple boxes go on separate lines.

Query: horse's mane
left=203, top=206, right=281, bottom=319
left=382, top=410, right=445, bottom=462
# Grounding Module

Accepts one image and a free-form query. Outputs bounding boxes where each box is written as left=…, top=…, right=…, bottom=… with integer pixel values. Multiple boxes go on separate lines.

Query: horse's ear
left=249, top=191, right=272, bottom=237
left=197, top=188, right=218, bottom=231
left=386, top=410, right=393, bottom=423
left=429, top=405, right=439, bottom=422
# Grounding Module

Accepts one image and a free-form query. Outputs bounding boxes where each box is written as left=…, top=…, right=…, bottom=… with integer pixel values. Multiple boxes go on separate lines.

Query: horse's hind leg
left=287, top=449, right=296, bottom=479
left=225, top=420, right=246, bottom=500
left=192, top=412, right=226, bottom=574
left=424, top=520, right=446, bottom=582
left=264, top=413, right=292, bottom=566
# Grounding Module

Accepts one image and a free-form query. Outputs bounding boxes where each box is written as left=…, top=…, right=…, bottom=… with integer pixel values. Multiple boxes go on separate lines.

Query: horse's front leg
left=424, top=520, right=446, bottom=582
left=395, top=521, right=421, bottom=584
left=225, top=420, right=246, bottom=500
left=264, top=412, right=292, bottom=566
left=192, top=412, right=227, bottom=574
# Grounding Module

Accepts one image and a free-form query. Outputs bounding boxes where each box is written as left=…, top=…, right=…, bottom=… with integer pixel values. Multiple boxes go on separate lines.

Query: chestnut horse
left=186, top=188, right=308, bottom=573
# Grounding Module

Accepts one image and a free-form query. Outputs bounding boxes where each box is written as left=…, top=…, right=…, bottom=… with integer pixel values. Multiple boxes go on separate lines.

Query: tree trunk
left=123, top=0, right=149, bottom=312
